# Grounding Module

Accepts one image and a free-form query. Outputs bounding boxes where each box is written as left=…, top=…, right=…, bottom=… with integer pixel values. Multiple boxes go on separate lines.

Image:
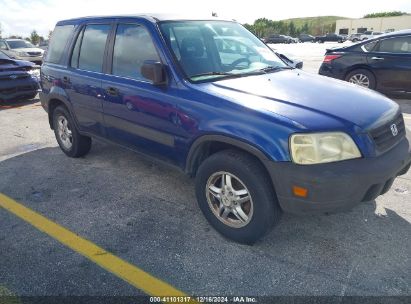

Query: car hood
left=0, top=58, right=34, bottom=73
left=11, top=47, right=44, bottom=53
left=200, top=69, right=398, bottom=131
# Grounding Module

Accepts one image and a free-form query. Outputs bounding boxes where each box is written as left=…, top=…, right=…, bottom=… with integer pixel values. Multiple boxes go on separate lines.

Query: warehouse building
left=335, top=15, right=411, bottom=35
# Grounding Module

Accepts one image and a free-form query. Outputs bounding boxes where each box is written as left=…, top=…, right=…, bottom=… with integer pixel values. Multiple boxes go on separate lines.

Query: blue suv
left=40, top=15, right=411, bottom=244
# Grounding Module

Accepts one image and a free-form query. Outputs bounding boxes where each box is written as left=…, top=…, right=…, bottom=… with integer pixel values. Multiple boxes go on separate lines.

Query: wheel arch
left=343, top=65, right=376, bottom=82
left=185, top=135, right=273, bottom=178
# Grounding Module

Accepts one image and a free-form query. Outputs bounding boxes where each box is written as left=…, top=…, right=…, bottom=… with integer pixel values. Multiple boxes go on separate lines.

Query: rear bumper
left=0, top=77, right=39, bottom=100
left=267, top=132, right=411, bottom=214
left=318, top=64, right=345, bottom=80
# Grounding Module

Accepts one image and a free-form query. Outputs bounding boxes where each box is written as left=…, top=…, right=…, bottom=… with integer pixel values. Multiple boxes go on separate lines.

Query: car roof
left=379, top=29, right=411, bottom=38
left=57, top=14, right=235, bottom=25
left=4, top=39, right=25, bottom=41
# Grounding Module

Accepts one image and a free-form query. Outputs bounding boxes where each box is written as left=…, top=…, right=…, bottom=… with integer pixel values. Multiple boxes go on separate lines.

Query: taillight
left=323, top=54, right=342, bottom=63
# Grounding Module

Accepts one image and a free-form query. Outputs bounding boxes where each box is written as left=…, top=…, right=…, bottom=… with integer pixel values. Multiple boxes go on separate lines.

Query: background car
left=315, top=33, right=346, bottom=43
left=264, top=34, right=294, bottom=44
left=360, top=31, right=383, bottom=41
left=0, top=51, right=40, bottom=101
left=318, top=29, right=411, bottom=94
left=299, top=34, right=315, bottom=42
left=0, top=39, right=44, bottom=64
left=38, top=40, right=49, bottom=51
left=348, top=33, right=363, bottom=42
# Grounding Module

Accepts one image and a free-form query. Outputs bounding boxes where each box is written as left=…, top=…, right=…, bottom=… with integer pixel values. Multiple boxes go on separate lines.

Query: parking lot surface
left=1, top=42, right=410, bottom=300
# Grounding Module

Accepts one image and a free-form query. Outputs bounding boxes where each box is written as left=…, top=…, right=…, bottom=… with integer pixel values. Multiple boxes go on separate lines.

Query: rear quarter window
left=45, top=25, right=74, bottom=64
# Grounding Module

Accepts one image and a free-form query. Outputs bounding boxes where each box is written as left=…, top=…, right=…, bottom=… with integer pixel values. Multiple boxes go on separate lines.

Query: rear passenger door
left=100, top=22, right=179, bottom=164
left=66, top=22, right=112, bottom=136
left=367, top=35, right=411, bottom=92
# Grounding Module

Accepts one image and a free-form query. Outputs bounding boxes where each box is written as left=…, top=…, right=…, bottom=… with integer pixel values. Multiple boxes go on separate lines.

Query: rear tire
left=52, top=105, right=92, bottom=158
left=345, top=69, right=376, bottom=89
left=195, top=150, right=282, bottom=244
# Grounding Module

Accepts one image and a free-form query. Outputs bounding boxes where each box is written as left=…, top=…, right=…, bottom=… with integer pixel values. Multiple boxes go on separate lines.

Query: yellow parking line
left=0, top=193, right=194, bottom=302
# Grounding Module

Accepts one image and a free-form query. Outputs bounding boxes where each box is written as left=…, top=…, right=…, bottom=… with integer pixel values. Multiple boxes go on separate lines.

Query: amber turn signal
left=293, top=186, right=308, bottom=198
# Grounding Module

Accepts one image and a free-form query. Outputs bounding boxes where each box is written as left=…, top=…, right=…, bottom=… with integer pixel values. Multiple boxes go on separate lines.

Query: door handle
left=371, top=57, right=384, bottom=60
left=106, top=87, right=119, bottom=96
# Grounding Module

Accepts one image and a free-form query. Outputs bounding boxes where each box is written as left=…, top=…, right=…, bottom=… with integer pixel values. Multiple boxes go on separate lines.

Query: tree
left=0, top=22, right=2, bottom=38
left=48, top=30, right=53, bottom=40
left=301, top=22, right=309, bottom=34
left=364, top=11, right=407, bottom=18
left=212, top=12, right=218, bottom=17
left=288, top=21, right=296, bottom=37
left=30, top=30, right=40, bottom=45
left=243, top=23, right=255, bottom=34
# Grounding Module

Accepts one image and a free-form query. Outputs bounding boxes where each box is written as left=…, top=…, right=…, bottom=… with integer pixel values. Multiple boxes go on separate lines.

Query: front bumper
left=17, top=56, right=43, bottom=64
left=0, top=77, right=39, bottom=101
left=267, top=132, right=411, bottom=214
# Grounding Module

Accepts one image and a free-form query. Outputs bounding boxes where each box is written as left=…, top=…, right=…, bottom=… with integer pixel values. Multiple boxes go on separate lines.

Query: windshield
left=159, top=21, right=287, bottom=82
left=7, top=40, right=35, bottom=49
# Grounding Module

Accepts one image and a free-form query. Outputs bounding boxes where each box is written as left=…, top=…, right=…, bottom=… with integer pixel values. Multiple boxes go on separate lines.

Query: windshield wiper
left=190, top=71, right=235, bottom=79
left=258, top=66, right=293, bottom=73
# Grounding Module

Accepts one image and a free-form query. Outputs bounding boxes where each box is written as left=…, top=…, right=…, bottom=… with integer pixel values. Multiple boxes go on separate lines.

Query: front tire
left=195, top=150, right=282, bottom=244
left=52, top=106, right=92, bottom=158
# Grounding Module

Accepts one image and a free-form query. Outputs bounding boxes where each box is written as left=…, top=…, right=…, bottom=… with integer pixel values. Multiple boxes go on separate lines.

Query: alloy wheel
left=206, top=171, right=254, bottom=228
left=57, top=115, right=73, bottom=150
left=349, top=74, right=370, bottom=87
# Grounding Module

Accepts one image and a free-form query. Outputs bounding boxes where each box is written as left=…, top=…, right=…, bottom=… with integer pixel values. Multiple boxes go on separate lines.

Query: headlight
left=18, top=51, right=28, bottom=57
left=290, top=132, right=361, bottom=165
left=28, top=68, right=40, bottom=79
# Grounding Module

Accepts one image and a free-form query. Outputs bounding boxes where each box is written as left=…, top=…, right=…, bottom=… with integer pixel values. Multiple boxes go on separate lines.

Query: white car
left=0, top=39, right=44, bottom=64
left=359, top=31, right=383, bottom=41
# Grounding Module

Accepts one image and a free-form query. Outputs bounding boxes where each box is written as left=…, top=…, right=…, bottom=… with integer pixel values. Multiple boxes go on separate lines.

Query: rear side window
left=112, top=24, right=160, bottom=80
left=76, top=24, right=110, bottom=72
left=46, top=25, right=74, bottom=64
left=377, top=36, right=411, bottom=53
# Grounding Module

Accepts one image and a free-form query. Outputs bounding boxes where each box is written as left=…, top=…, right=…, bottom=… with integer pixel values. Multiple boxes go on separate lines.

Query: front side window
left=77, top=24, right=110, bottom=72
left=159, top=21, right=287, bottom=82
left=112, top=24, right=160, bottom=80
left=46, top=25, right=74, bottom=64
left=377, top=36, right=411, bottom=53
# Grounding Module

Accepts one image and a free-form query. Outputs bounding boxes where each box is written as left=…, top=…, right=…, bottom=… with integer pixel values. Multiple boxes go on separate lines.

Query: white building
left=336, top=15, right=411, bottom=35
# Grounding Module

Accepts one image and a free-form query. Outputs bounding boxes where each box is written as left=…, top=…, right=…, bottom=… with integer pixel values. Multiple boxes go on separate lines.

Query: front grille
left=27, top=52, right=41, bottom=56
left=370, top=113, right=405, bottom=153
left=0, top=84, right=36, bottom=95
left=0, top=74, right=30, bottom=81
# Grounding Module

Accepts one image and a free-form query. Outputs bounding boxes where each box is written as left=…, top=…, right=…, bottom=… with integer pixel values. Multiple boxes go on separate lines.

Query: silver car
left=0, top=39, right=44, bottom=64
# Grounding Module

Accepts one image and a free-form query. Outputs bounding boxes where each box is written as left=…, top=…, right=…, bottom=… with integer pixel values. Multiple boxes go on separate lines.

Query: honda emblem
left=390, top=124, right=398, bottom=136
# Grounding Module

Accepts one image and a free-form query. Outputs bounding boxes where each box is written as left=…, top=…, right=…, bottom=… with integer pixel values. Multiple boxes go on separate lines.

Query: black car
left=315, top=33, right=345, bottom=43
left=264, top=34, right=293, bottom=44
left=0, top=51, right=39, bottom=101
left=319, top=30, right=411, bottom=94
left=299, top=34, right=315, bottom=42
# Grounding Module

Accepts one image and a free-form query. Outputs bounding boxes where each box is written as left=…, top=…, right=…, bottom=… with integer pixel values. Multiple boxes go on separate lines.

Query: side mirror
left=277, top=53, right=303, bottom=69
left=141, top=60, right=167, bottom=85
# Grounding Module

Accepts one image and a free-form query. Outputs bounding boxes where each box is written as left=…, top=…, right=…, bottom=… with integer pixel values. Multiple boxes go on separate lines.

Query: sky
left=1, top=0, right=411, bottom=37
